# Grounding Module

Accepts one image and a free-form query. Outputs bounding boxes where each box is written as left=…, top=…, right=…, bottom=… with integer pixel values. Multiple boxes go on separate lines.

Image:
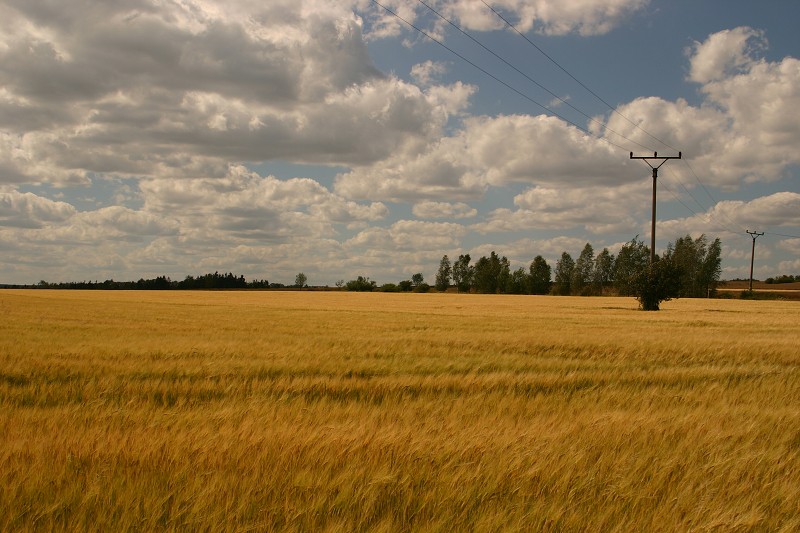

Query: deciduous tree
left=435, top=255, right=452, bottom=291
left=614, top=237, right=649, bottom=296
left=553, top=252, right=575, bottom=296
left=529, top=255, right=551, bottom=295
left=572, top=243, right=595, bottom=296
left=452, top=254, right=473, bottom=293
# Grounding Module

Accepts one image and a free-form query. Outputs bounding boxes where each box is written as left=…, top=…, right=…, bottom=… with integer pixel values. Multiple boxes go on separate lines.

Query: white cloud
left=708, top=193, right=800, bottom=228
left=411, top=60, right=449, bottom=86
left=346, top=219, right=467, bottom=252
left=777, top=259, right=800, bottom=273
left=0, top=190, right=76, bottom=228
left=0, top=1, right=465, bottom=187
left=436, top=0, right=650, bottom=36
left=687, top=27, right=766, bottom=84
left=141, top=166, right=388, bottom=241
left=603, top=32, right=800, bottom=189
left=777, top=239, right=800, bottom=255
left=660, top=193, right=800, bottom=240
left=412, top=201, right=477, bottom=219
left=336, top=113, right=641, bottom=202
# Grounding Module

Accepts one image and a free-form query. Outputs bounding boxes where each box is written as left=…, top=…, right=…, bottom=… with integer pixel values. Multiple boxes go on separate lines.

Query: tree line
left=424, top=234, right=722, bottom=307
left=30, top=272, right=271, bottom=290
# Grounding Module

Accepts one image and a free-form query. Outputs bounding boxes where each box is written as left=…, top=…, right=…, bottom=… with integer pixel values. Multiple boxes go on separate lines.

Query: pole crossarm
left=629, top=152, right=682, bottom=264
left=629, top=151, right=682, bottom=169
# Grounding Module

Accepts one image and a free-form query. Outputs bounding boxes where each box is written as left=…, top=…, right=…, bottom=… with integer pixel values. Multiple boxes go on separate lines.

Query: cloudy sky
left=1, top=0, right=798, bottom=286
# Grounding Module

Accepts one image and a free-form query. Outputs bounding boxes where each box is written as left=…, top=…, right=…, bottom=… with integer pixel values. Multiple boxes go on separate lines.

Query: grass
left=1, top=290, right=799, bottom=531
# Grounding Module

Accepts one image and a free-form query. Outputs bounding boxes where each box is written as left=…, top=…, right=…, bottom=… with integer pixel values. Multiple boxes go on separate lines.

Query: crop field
left=1, top=290, right=799, bottom=531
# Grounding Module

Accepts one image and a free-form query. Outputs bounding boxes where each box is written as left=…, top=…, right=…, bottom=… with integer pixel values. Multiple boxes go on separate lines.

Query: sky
left=1, top=0, right=798, bottom=286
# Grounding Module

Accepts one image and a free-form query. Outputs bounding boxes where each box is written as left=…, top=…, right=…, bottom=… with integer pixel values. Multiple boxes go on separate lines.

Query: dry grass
left=1, top=290, right=799, bottom=531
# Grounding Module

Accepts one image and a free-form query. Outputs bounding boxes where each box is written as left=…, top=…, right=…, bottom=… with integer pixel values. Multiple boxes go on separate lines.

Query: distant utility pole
left=747, top=230, right=764, bottom=292
left=630, top=151, right=682, bottom=264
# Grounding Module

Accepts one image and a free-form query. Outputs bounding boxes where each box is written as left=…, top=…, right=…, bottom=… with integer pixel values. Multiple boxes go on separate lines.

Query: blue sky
left=1, top=0, right=798, bottom=285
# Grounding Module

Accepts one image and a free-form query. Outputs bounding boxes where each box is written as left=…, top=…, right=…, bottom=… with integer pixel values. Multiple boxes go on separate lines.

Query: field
left=1, top=290, right=799, bottom=531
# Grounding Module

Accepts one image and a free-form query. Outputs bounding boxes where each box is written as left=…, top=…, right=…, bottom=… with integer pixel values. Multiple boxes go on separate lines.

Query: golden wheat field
left=1, top=289, right=799, bottom=531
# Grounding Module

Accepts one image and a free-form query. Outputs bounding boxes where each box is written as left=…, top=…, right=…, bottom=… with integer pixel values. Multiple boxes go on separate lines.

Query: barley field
left=1, top=290, right=799, bottom=531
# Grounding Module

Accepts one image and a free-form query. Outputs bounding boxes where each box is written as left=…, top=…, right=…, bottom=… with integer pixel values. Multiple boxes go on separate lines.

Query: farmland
left=1, top=290, right=799, bottom=531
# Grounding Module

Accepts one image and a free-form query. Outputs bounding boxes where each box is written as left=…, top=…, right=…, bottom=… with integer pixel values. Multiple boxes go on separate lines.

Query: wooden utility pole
left=630, top=152, right=682, bottom=264
left=747, top=230, right=764, bottom=292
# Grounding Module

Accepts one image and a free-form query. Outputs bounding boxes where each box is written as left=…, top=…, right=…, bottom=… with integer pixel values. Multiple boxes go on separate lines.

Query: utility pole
left=630, top=152, right=682, bottom=264
left=747, top=230, right=764, bottom=292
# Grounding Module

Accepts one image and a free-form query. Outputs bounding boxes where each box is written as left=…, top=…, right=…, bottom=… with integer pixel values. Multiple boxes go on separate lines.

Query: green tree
left=507, top=267, right=529, bottom=294
left=614, top=237, right=650, bottom=296
left=572, top=243, right=595, bottom=295
left=665, top=234, right=723, bottom=298
left=553, top=252, right=575, bottom=296
left=435, top=255, right=452, bottom=291
left=452, top=254, right=473, bottom=293
left=498, top=255, right=511, bottom=294
left=294, top=272, right=307, bottom=288
left=411, top=273, right=424, bottom=287
left=472, top=252, right=506, bottom=294
left=529, top=255, right=551, bottom=295
left=593, top=248, right=615, bottom=295
left=698, top=237, right=722, bottom=297
left=472, top=255, right=494, bottom=294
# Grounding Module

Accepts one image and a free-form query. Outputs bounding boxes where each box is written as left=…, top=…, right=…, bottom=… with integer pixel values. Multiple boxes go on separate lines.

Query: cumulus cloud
left=473, top=182, right=648, bottom=235
left=336, top=113, right=640, bottom=202
left=140, top=165, right=388, bottom=241
left=658, top=193, right=800, bottom=244
left=363, top=0, right=650, bottom=37
left=0, top=190, right=76, bottom=228
left=411, top=60, right=449, bottom=87
left=602, top=30, right=800, bottom=189
left=0, top=0, right=467, bottom=187
left=412, top=201, right=477, bottom=219
left=346, top=219, right=467, bottom=252
left=687, top=27, right=766, bottom=84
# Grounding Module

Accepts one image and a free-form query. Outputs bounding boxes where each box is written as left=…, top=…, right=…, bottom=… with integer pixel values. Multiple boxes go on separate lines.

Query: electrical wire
left=414, top=0, right=732, bottom=227
left=414, top=0, right=653, bottom=152
left=655, top=177, right=700, bottom=219
left=660, top=167, right=748, bottom=236
left=765, top=232, right=800, bottom=239
left=369, top=0, right=633, bottom=152
left=478, top=0, right=679, bottom=153
left=476, top=1, right=740, bottom=219
left=371, top=1, right=800, bottom=246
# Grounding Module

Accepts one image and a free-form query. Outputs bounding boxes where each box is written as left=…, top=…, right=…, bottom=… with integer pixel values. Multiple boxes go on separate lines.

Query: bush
left=413, top=282, right=430, bottom=293
left=633, top=258, right=682, bottom=311
left=345, top=276, right=376, bottom=292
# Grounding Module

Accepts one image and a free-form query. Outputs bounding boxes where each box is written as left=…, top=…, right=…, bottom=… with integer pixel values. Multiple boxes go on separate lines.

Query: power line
left=372, top=0, right=798, bottom=248
left=657, top=177, right=702, bottom=220
left=474, top=1, right=740, bottom=225
left=413, top=0, right=652, bottom=152
left=765, top=231, right=800, bottom=239
left=369, top=0, right=633, bottom=152
left=478, top=0, right=679, bottom=153
left=660, top=168, right=747, bottom=236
